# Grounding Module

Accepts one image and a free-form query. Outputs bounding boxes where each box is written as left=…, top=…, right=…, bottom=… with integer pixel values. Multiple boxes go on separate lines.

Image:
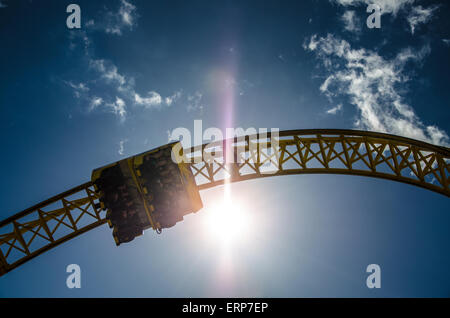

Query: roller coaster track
left=1, top=129, right=449, bottom=276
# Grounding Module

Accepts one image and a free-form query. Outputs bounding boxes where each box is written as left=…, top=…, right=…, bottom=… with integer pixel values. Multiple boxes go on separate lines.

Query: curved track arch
left=0, top=129, right=449, bottom=275
left=186, top=129, right=450, bottom=196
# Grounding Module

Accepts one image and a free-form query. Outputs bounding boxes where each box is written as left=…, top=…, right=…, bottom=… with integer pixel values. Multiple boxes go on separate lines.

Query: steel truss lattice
left=0, top=129, right=448, bottom=276
left=187, top=129, right=450, bottom=196
left=0, top=183, right=104, bottom=275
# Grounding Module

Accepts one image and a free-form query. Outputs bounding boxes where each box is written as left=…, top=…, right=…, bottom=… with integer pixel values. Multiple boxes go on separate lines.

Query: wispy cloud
left=85, top=58, right=134, bottom=119
left=305, top=34, right=449, bottom=146
left=0, top=1, right=7, bottom=8
left=105, top=0, right=138, bottom=35
left=89, top=59, right=127, bottom=87
left=332, top=0, right=438, bottom=33
left=85, top=57, right=182, bottom=118
left=134, top=90, right=183, bottom=109
left=341, top=11, right=361, bottom=33
left=326, top=104, right=343, bottom=115
left=83, top=0, right=138, bottom=36
left=443, top=39, right=450, bottom=46
left=64, top=81, right=89, bottom=98
left=165, top=91, right=182, bottom=106
left=118, top=138, right=128, bottom=155
left=134, top=91, right=162, bottom=108
left=407, top=5, right=439, bottom=34
left=89, top=96, right=103, bottom=111
left=65, top=51, right=185, bottom=120
left=107, top=97, right=127, bottom=121
left=187, top=91, right=204, bottom=112
left=63, top=0, right=195, bottom=121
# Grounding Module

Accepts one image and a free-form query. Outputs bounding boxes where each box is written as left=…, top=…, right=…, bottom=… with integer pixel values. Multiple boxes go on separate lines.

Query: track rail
left=186, top=129, right=450, bottom=196
left=0, top=183, right=105, bottom=276
left=1, top=129, right=449, bottom=276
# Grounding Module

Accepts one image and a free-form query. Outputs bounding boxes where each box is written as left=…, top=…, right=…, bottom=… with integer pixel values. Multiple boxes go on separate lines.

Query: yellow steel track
left=1, top=129, right=449, bottom=276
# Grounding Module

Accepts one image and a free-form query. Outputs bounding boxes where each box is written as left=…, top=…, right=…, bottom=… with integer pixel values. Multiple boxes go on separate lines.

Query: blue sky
left=0, top=0, right=449, bottom=297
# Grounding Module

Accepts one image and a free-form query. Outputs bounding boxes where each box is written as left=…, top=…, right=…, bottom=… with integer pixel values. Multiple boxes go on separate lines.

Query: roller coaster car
left=91, top=142, right=203, bottom=245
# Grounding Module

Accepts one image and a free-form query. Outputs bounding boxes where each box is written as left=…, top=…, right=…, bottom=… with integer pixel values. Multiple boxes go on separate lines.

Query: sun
left=203, top=198, right=252, bottom=247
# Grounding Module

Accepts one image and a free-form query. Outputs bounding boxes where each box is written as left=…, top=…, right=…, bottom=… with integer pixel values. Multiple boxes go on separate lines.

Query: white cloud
left=63, top=3, right=186, bottom=123
left=65, top=14, right=185, bottom=121
left=89, top=59, right=127, bottom=87
left=119, top=0, right=135, bottom=25
left=134, top=91, right=163, bottom=108
left=341, top=11, right=361, bottom=33
left=89, top=96, right=103, bottom=111
left=331, top=0, right=414, bottom=16
left=443, top=39, right=450, bottom=46
left=187, top=91, right=204, bottom=112
left=106, top=97, right=127, bottom=120
left=134, top=90, right=182, bottom=108
left=0, top=1, right=7, bottom=8
left=118, top=139, right=128, bottom=155
left=165, top=91, right=182, bottom=106
left=65, top=81, right=89, bottom=98
left=81, top=56, right=185, bottom=119
left=83, top=0, right=137, bottom=35
left=305, top=34, right=449, bottom=146
left=326, top=104, right=343, bottom=115
left=407, top=5, right=438, bottom=34
left=105, top=0, right=138, bottom=36
left=165, top=97, right=174, bottom=106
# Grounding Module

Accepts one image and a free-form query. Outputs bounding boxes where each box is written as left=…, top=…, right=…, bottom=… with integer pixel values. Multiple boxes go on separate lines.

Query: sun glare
left=204, top=199, right=252, bottom=247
